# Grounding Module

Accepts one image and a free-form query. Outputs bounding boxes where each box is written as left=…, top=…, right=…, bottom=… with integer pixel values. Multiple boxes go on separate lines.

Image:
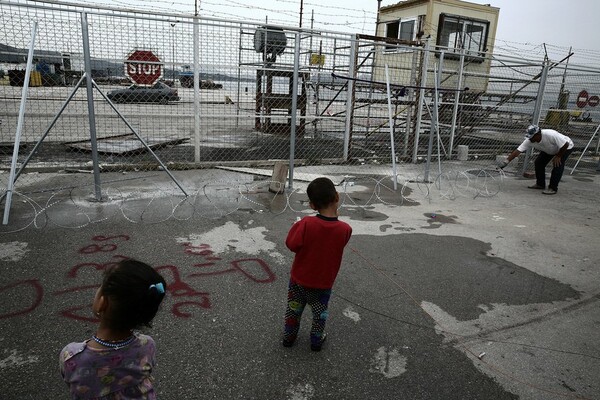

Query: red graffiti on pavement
left=155, top=265, right=211, bottom=318
left=53, top=284, right=98, bottom=322
left=183, top=242, right=276, bottom=283
left=182, top=242, right=222, bottom=260
left=189, top=258, right=275, bottom=283
left=68, top=255, right=129, bottom=278
left=59, top=303, right=97, bottom=322
left=57, top=235, right=132, bottom=321
left=77, top=235, right=129, bottom=254
left=1, top=235, right=276, bottom=322
left=0, top=279, right=43, bottom=320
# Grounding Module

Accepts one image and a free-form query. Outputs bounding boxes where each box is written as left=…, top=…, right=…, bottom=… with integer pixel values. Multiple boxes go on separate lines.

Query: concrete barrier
left=457, top=145, right=469, bottom=161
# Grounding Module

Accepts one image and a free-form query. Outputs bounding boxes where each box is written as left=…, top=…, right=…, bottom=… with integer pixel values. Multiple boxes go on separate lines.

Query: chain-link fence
left=1, top=1, right=599, bottom=225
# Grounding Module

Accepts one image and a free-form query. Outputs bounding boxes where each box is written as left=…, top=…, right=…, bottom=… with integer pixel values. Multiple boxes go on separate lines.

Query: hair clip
left=149, top=282, right=165, bottom=294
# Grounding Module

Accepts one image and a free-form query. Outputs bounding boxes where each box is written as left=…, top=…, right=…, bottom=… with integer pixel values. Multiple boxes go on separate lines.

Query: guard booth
left=255, top=69, right=308, bottom=136
left=375, top=0, right=500, bottom=92
left=253, top=25, right=308, bottom=136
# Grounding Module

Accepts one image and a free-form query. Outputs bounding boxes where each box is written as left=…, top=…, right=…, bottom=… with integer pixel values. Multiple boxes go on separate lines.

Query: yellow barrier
left=30, top=71, right=42, bottom=87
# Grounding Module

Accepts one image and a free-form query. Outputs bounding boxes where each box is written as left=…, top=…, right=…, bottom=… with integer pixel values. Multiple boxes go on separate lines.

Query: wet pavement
left=0, top=167, right=599, bottom=399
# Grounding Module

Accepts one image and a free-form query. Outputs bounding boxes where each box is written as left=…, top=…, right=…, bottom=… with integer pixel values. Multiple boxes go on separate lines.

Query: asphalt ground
left=0, top=166, right=599, bottom=399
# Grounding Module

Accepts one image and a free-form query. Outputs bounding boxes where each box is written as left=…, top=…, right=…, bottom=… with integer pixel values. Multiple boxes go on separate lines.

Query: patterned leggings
left=284, top=279, right=332, bottom=346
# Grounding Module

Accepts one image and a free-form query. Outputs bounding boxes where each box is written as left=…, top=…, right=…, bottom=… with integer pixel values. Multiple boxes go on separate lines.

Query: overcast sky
left=30, top=0, right=600, bottom=62
left=473, top=0, right=599, bottom=51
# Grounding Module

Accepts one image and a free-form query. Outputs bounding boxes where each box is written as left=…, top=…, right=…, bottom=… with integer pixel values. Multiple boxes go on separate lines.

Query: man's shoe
left=282, top=338, right=295, bottom=348
left=311, top=334, right=327, bottom=352
left=528, top=184, right=545, bottom=189
left=542, top=188, right=557, bottom=195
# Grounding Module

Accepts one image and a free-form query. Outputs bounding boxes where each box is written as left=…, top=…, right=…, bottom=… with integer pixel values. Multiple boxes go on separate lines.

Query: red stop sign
left=124, top=50, right=163, bottom=86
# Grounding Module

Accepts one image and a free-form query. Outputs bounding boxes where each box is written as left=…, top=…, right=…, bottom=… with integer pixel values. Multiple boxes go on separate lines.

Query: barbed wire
left=0, top=167, right=506, bottom=233
left=13, top=0, right=600, bottom=61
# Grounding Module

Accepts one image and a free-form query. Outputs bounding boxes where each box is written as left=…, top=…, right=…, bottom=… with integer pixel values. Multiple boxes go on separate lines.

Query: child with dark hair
left=283, top=177, right=352, bottom=351
left=59, top=259, right=167, bottom=400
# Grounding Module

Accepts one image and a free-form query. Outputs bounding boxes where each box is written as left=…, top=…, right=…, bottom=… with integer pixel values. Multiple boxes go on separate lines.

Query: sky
left=474, top=0, right=600, bottom=54
left=22, top=0, right=600, bottom=63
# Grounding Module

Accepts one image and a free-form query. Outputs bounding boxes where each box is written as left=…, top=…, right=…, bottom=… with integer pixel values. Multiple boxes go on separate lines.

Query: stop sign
left=124, top=50, right=163, bottom=86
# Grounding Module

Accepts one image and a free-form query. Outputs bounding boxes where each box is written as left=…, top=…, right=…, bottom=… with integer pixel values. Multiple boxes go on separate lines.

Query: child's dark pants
left=284, top=279, right=331, bottom=347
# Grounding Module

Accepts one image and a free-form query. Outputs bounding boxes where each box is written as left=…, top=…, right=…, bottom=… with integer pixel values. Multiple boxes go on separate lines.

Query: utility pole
left=299, top=0, right=304, bottom=28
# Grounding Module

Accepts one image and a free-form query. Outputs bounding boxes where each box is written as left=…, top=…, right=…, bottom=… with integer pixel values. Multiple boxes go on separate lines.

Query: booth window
left=436, top=14, right=489, bottom=60
left=385, top=18, right=416, bottom=50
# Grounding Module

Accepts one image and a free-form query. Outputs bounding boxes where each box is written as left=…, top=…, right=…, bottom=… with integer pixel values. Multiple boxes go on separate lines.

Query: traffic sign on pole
left=124, top=50, right=163, bottom=86
left=576, top=90, right=589, bottom=108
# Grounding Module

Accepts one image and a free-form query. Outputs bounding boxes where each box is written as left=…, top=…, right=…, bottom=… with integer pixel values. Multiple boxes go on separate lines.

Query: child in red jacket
left=283, top=177, right=352, bottom=351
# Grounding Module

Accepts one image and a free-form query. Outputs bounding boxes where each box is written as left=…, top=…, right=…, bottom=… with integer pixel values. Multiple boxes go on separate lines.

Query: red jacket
left=286, top=214, right=352, bottom=289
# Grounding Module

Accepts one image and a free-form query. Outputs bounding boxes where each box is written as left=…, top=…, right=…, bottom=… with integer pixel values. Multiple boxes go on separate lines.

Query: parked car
left=179, top=73, right=223, bottom=89
left=107, top=81, right=180, bottom=104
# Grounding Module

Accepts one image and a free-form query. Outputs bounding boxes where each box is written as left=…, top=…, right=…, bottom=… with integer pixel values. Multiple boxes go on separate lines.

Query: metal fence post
left=343, top=34, right=358, bottom=161
left=81, top=12, right=102, bottom=201
left=424, top=53, right=444, bottom=182
left=448, top=47, right=465, bottom=158
left=288, top=31, right=301, bottom=189
left=413, top=39, right=431, bottom=163
left=236, top=24, right=243, bottom=130
left=193, top=15, right=201, bottom=163
left=384, top=62, right=398, bottom=190
left=531, top=61, right=549, bottom=125
left=404, top=48, right=419, bottom=157
left=2, top=21, right=37, bottom=225
left=521, top=60, right=549, bottom=175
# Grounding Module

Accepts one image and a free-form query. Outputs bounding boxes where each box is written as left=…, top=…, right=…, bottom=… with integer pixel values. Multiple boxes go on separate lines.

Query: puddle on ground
left=422, top=213, right=459, bottom=229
